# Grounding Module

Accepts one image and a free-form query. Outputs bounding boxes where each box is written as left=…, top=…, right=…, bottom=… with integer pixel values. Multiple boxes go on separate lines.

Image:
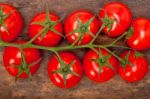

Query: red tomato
left=119, top=50, right=148, bottom=82
left=127, top=18, right=150, bottom=50
left=48, top=52, right=83, bottom=88
left=28, top=12, right=63, bottom=47
left=99, top=2, right=132, bottom=37
left=83, top=48, right=118, bottom=82
left=65, top=10, right=100, bottom=45
left=0, top=4, right=23, bottom=42
left=3, top=40, right=41, bottom=78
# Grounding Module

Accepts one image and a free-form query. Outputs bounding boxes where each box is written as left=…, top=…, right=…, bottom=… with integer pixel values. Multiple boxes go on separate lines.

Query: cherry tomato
left=83, top=48, right=118, bottom=82
left=0, top=4, right=23, bottom=42
left=127, top=18, right=150, bottom=50
left=99, top=2, right=132, bottom=37
left=65, top=10, right=100, bottom=45
left=48, top=52, right=83, bottom=88
left=28, top=12, right=63, bottom=47
left=119, top=50, right=148, bottom=82
left=3, top=40, right=41, bottom=78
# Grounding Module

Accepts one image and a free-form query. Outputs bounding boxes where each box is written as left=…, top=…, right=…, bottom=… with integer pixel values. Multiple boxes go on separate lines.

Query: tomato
left=118, top=50, right=148, bottom=82
left=3, top=40, right=41, bottom=79
left=48, top=52, right=83, bottom=88
left=127, top=18, right=150, bottom=50
left=28, top=12, right=63, bottom=47
left=0, top=4, right=23, bottom=42
left=99, top=2, right=132, bottom=37
left=65, top=10, right=100, bottom=45
left=83, top=48, right=118, bottom=82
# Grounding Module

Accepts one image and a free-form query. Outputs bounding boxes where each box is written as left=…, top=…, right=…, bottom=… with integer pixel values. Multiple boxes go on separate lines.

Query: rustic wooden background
left=0, top=0, right=150, bottom=99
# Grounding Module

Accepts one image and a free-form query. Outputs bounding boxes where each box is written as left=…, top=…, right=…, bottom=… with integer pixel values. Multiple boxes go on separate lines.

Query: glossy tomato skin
left=29, top=12, right=63, bottom=47
left=65, top=10, right=100, bottom=45
left=3, top=40, right=41, bottom=78
left=99, top=2, right=132, bottom=37
left=127, top=18, right=150, bottom=50
left=118, top=50, right=148, bottom=82
left=83, top=48, right=118, bottom=82
left=0, top=4, right=23, bottom=42
left=48, top=52, right=83, bottom=88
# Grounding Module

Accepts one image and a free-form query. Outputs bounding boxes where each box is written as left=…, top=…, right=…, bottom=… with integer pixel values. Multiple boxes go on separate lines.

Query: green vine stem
left=0, top=41, right=130, bottom=52
left=0, top=36, right=129, bottom=60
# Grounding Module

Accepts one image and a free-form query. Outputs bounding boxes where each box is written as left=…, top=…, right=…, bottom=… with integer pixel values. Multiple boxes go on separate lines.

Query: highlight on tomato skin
left=99, top=2, right=132, bottom=37
left=83, top=48, right=119, bottom=83
left=47, top=52, right=83, bottom=88
left=0, top=3, right=23, bottom=42
left=64, top=10, right=101, bottom=45
left=127, top=18, right=150, bottom=51
left=118, top=50, right=148, bottom=82
left=2, top=40, right=41, bottom=79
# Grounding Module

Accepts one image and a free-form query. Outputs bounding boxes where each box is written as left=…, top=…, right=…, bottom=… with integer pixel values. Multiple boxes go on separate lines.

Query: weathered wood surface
left=0, top=0, right=150, bottom=99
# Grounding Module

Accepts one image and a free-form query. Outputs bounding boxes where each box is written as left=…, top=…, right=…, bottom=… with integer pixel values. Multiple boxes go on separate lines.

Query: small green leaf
left=51, top=28, right=65, bottom=38
left=126, top=27, right=134, bottom=39
left=90, top=58, right=98, bottom=63
left=98, top=65, right=103, bottom=76
left=66, top=29, right=80, bottom=36
left=39, top=27, right=49, bottom=40
left=104, top=54, right=111, bottom=61
left=88, top=30, right=95, bottom=38
left=134, top=51, right=144, bottom=58
left=15, top=67, right=23, bottom=82
left=68, top=69, right=80, bottom=77
left=124, top=51, right=130, bottom=62
left=106, top=62, right=114, bottom=71
left=67, top=60, right=76, bottom=68
left=77, top=17, right=83, bottom=28
left=45, top=4, right=51, bottom=23
left=25, top=68, right=32, bottom=81
left=128, top=61, right=134, bottom=67
left=62, top=73, right=67, bottom=87
left=52, top=69, right=62, bottom=74
left=84, top=16, right=95, bottom=27
left=28, top=58, right=41, bottom=67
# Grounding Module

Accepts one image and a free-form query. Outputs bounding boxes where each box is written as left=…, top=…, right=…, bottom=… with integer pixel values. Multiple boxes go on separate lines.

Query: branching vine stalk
left=0, top=4, right=136, bottom=84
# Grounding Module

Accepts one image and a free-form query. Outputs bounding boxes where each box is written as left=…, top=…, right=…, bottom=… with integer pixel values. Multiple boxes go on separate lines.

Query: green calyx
left=121, top=51, right=130, bottom=68
left=121, top=51, right=135, bottom=69
left=52, top=53, right=79, bottom=87
left=0, top=7, right=9, bottom=35
left=68, top=16, right=95, bottom=45
left=80, top=25, right=87, bottom=33
left=101, top=14, right=115, bottom=32
left=14, top=48, right=41, bottom=81
left=91, top=49, right=114, bottom=76
left=31, top=5, right=63, bottom=42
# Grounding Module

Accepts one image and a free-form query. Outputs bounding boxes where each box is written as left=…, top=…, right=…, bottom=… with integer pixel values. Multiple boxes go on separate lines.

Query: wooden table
left=0, top=0, right=150, bottom=98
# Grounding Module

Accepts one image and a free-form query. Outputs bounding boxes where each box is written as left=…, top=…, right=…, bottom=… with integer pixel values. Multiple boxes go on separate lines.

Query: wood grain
left=0, top=0, right=150, bottom=99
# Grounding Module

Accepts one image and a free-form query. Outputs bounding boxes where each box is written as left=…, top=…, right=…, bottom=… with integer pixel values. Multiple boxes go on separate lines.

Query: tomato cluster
left=0, top=2, right=149, bottom=89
